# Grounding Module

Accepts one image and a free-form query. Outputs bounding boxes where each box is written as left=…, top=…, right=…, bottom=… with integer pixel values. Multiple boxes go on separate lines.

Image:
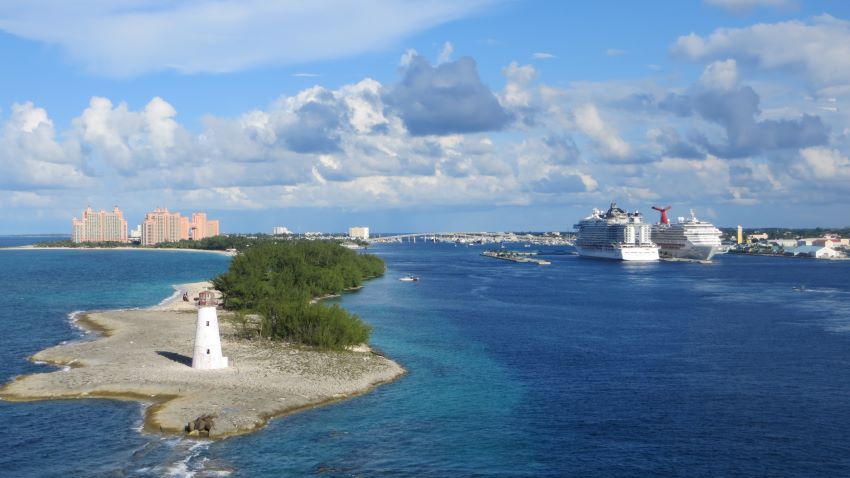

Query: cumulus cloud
left=794, top=147, right=850, bottom=181
left=383, top=54, right=513, bottom=135
left=72, top=96, right=190, bottom=174
left=573, top=104, right=631, bottom=159
left=660, top=84, right=829, bottom=157
left=0, top=102, right=89, bottom=189
left=0, top=0, right=495, bottom=76
left=528, top=170, right=596, bottom=194
left=4, top=45, right=850, bottom=227
left=699, top=59, right=739, bottom=91
left=671, top=15, right=850, bottom=90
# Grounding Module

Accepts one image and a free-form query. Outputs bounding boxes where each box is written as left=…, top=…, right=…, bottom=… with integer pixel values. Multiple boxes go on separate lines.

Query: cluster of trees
left=212, top=241, right=384, bottom=350
left=34, top=240, right=129, bottom=248
left=153, top=235, right=262, bottom=251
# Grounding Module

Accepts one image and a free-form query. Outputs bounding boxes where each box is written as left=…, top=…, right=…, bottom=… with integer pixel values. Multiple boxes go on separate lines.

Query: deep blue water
left=3, top=238, right=850, bottom=476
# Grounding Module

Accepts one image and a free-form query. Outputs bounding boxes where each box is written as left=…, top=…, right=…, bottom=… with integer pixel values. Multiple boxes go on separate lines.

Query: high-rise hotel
left=72, top=206, right=129, bottom=243
left=189, top=212, right=220, bottom=241
left=141, top=208, right=188, bottom=246
left=140, top=208, right=221, bottom=245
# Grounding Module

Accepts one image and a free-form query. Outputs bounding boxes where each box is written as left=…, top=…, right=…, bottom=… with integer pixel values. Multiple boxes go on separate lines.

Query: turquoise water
left=3, top=239, right=850, bottom=476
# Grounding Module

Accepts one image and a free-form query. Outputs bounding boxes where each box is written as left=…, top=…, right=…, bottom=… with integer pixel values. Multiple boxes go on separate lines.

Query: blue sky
left=2, top=0, right=850, bottom=233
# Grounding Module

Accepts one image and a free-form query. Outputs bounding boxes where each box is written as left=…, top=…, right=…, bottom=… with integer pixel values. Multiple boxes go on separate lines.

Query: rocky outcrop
left=186, top=414, right=215, bottom=436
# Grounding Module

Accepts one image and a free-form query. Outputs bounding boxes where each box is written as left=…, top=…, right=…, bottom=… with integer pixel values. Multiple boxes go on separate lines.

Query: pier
left=481, top=250, right=551, bottom=265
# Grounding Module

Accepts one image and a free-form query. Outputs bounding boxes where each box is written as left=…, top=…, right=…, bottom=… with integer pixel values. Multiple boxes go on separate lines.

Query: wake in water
left=115, top=438, right=236, bottom=477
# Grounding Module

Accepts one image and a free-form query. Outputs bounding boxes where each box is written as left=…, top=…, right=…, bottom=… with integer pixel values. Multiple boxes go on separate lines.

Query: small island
left=0, top=241, right=403, bottom=439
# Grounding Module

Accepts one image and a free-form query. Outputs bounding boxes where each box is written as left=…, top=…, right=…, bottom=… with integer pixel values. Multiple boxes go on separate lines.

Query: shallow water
left=3, top=239, right=850, bottom=476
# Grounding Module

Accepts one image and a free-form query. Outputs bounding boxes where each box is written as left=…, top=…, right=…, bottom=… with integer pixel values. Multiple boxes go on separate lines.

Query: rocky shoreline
left=0, top=282, right=404, bottom=439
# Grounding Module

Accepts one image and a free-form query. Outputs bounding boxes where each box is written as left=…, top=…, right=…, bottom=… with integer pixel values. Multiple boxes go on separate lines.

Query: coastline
left=0, top=245, right=236, bottom=256
left=0, top=281, right=404, bottom=439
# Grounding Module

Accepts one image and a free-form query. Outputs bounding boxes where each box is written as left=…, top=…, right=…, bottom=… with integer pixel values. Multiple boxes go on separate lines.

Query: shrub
left=213, top=241, right=383, bottom=349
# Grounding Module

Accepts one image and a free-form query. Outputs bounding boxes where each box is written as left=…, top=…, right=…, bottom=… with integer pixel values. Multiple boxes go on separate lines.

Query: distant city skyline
left=2, top=1, right=850, bottom=233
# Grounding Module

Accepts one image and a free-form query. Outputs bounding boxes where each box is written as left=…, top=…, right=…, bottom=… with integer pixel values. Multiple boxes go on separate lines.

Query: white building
left=272, top=226, right=291, bottom=235
left=771, top=239, right=798, bottom=249
left=129, top=225, right=142, bottom=241
left=792, top=245, right=844, bottom=259
left=192, top=290, right=228, bottom=370
left=349, top=226, right=370, bottom=240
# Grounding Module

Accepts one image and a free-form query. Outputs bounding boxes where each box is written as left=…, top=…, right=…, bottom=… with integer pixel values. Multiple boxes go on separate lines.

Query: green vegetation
left=153, top=235, right=263, bottom=251
left=718, top=227, right=850, bottom=239
left=33, top=240, right=129, bottom=248
left=213, top=241, right=384, bottom=350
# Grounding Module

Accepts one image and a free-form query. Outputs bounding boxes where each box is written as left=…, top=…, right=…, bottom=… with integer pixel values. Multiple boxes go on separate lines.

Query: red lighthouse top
left=197, top=290, right=218, bottom=307
left=652, top=205, right=671, bottom=225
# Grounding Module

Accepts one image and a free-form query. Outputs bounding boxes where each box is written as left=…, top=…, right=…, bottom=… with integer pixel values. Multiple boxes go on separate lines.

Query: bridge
left=369, top=232, right=491, bottom=244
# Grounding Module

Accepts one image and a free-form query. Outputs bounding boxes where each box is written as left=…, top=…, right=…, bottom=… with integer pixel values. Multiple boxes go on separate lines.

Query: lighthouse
left=192, top=290, right=228, bottom=369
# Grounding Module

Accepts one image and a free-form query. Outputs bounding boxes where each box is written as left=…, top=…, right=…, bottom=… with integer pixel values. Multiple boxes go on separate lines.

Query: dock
left=481, top=250, right=551, bottom=265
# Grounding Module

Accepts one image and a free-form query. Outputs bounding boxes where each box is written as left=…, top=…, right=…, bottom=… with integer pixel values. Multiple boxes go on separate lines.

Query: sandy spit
left=0, top=282, right=404, bottom=439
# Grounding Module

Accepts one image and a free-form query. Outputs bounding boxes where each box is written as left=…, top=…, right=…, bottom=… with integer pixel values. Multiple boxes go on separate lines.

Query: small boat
left=399, top=275, right=419, bottom=282
left=792, top=284, right=806, bottom=292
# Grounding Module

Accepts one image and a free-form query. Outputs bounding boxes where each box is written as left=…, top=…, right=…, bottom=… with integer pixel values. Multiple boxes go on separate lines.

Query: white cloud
left=672, top=15, right=850, bottom=90
left=437, top=41, right=454, bottom=64
left=0, top=102, right=89, bottom=189
left=573, top=104, right=631, bottom=159
left=400, top=48, right=419, bottom=67
left=501, top=62, right=536, bottom=111
left=699, top=59, right=739, bottom=91
left=72, top=96, right=189, bottom=174
left=531, top=52, right=556, bottom=60
left=0, top=0, right=496, bottom=76
left=795, top=147, right=850, bottom=180
left=3, top=49, right=850, bottom=225
left=605, top=48, right=627, bottom=57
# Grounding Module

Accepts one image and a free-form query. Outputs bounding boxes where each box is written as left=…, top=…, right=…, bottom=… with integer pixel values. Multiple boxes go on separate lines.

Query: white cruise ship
left=650, top=207, right=722, bottom=261
left=573, top=203, right=659, bottom=261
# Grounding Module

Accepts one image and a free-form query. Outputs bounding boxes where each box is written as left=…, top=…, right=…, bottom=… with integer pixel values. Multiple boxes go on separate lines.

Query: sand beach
left=0, top=282, right=404, bottom=439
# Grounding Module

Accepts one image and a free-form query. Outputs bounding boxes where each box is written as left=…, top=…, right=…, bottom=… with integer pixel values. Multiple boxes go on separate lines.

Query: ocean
left=2, top=238, right=850, bottom=477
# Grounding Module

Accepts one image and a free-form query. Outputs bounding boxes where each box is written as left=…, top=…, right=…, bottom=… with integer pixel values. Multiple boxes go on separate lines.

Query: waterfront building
left=791, top=245, right=844, bottom=259
left=141, top=208, right=189, bottom=246
left=349, top=226, right=370, bottom=240
left=771, top=239, right=798, bottom=249
left=129, top=225, right=142, bottom=242
left=737, top=225, right=743, bottom=245
left=71, top=206, right=129, bottom=243
left=192, top=290, right=228, bottom=370
left=141, top=209, right=220, bottom=245
left=190, top=212, right=220, bottom=240
left=748, top=233, right=769, bottom=242
left=272, top=226, right=291, bottom=235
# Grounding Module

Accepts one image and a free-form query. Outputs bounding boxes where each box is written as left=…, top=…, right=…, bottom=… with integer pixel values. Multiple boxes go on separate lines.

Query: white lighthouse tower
left=192, top=290, right=228, bottom=369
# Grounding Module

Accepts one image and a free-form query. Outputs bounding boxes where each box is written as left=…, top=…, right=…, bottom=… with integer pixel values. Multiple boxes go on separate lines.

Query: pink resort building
left=72, top=206, right=129, bottom=243
left=190, top=212, right=220, bottom=241
left=141, top=208, right=221, bottom=245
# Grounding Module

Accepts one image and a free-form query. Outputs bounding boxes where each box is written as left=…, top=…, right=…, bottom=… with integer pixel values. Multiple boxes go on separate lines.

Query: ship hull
left=657, top=243, right=719, bottom=261
left=652, top=222, right=722, bottom=262
left=575, top=245, right=659, bottom=261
